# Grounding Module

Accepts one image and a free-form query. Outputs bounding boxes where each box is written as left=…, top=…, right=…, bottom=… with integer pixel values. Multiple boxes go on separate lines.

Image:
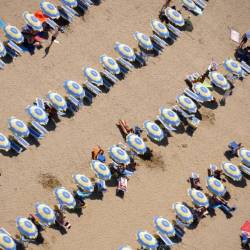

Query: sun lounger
left=135, top=51, right=147, bottom=65
left=193, top=0, right=207, bottom=9
left=5, top=45, right=19, bottom=58
left=186, top=72, right=201, bottom=83
left=60, top=5, right=75, bottom=18
left=151, top=34, right=168, bottom=49
left=45, top=18, right=59, bottom=30
left=7, top=40, right=24, bottom=55
left=174, top=225, right=185, bottom=238
left=184, top=88, right=204, bottom=103
left=241, top=61, right=250, bottom=75
left=84, top=81, right=102, bottom=95
left=59, top=8, right=73, bottom=23
left=13, top=135, right=30, bottom=149
left=76, top=0, right=88, bottom=10
left=31, top=121, right=48, bottom=134
left=0, top=59, right=5, bottom=70
left=156, top=115, right=176, bottom=132
left=117, top=57, right=134, bottom=71
left=102, top=69, right=119, bottom=83
left=35, top=98, right=45, bottom=110
left=240, top=164, right=250, bottom=176
left=29, top=126, right=44, bottom=140
left=62, top=4, right=80, bottom=16
left=167, top=24, right=181, bottom=39
left=10, top=140, right=23, bottom=153
left=157, top=231, right=174, bottom=247
left=96, top=179, right=107, bottom=192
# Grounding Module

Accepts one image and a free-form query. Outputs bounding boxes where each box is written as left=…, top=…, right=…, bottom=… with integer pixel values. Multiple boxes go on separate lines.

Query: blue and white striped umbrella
left=73, top=174, right=94, bottom=192
left=133, top=32, right=153, bottom=50
left=47, top=91, right=67, bottom=111
left=109, top=145, right=130, bottom=165
left=176, top=95, right=197, bottom=113
left=193, top=83, right=213, bottom=102
left=221, top=162, right=242, bottom=181
left=239, top=148, right=250, bottom=167
left=209, top=71, right=230, bottom=90
left=188, top=189, right=209, bottom=207
left=137, top=231, right=158, bottom=249
left=26, top=105, right=49, bottom=125
left=4, top=25, right=24, bottom=44
left=160, top=107, right=180, bottom=126
left=61, top=0, right=78, bottom=8
left=83, top=67, right=103, bottom=86
left=114, top=42, right=136, bottom=62
left=143, top=120, right=164, bottom=142
left=126, top=133, right=147, bottom=155
left=0, top=133, right=11, bottom=151
left=206, top=177, right=226, bottom=197
left=63, top=80, right=85, bottom=99
left=0, top=232, right=16, bottom=250
left=154, top=216, right=175, bottom=237
left=90, top=160, right=111, bottom=180
left=40, top=1, right=60, bottom=19
left=150, top=19, right=169, bottom=39
left=0, top=41, right=7, bottom=57
left=99, top=55, right=120, bottom=75
left=165, top=7, right=185, bottom=27
left=8, top=117, right=29, bottom=137
left=173, top=203, right=193, bottom=224
left=35, top=203, right=56, bottom=226
left=16, top=217, right=38, bottom=239
left=223, top=59, right=243, bottom=76
left=118, top=246, right=133, bottom=250
left=23, top=12, right=43, bottom=31
left=54, top=187, right=76, bottom=209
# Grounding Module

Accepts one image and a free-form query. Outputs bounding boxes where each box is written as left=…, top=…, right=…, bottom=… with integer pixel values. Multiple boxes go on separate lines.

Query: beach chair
left=31, top=121, right=48, bottom=134
left=228, top=141, right=241, bottom=156
left=35, top=97, right=46, bottom=110
left=9, top=139, right=23, bottom=154
left=167, top=24, right=181, bottom=39
left=67, top=95, right=82, bottom=112
left=186, top=72, right=201, bottom=83
left=7, top=40, right=24, bottom=56
left=62, top=4, right=80, bottom=16
left=76, top=0, right=88, bottom=10
left=29, top=126, right=44, bottom=140
left=117, top=57, right=134, bottom=71
left=45, top=18, right=59, bottom=30
left=241, top=61, right=250, bottom=75
left=151, top=34, right=168, bottom=49
left=240, top=164, right=250, bottom=176
left=96, top=179, right=107, bottom=192
left=156, top=115, right=176, bottom=132
left=84, top=81, right=102, bottom=95
left=193, top=0, right=207, bottom=9
left=13, top=135, right=30, bottom=149
left=0, top=59, right=5, bottom=69
left=184, top=88, right=204, bottom=103
left=174, top=225, right=185, bottom=238
left=135, top=51, right=147, bottom=66
left=59, top=8, right=73, bottom=23
left=157, top=231, right=175, bottom=247
left=102, top=69, right=119, bottom=83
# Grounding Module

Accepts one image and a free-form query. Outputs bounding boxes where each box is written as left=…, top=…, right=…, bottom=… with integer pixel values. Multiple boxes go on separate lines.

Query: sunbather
left=54, top=205, right=71, bottom=231
left=116, top=119, right=134, bottom=138
left=91, top=145, right=106, bottom=162
left=192, top=206, right=208, bottom=221
left=187, top=172, right=203, bottom=190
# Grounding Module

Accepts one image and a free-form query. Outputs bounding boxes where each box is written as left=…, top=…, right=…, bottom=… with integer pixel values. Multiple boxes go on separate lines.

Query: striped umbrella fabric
left=73, top=174, right=94, bottom=192
left=0, top=41, right=7, bottom=57
left=160, top=107, right=180, bottom=126
left=150, top=19, right=169, bottom=39
left=176, top=95, right=197, bottom=113
left=118, top=246, right=133, bottom=250
left=126, top=133, right=147, bottom=155
left=221, top=162, right=242, bottom=181
left=35, top=203, right=56, bottom=226
left=0, top=232, right=16, bottom=250
left=8, top=117, right=29, bottom=137
left=61, top=0, right=78, bottom=8
left=4, top=25, right=24, bottom=44
left=114, top=42, right=136, bottom=62
left=23, top=12, right=43, bottom=31
left=206, top=177, right=226, bottom=196
left=54, top=187, right=76, bottom=209
left=99, top=55, right=120, bottom=75
left=193, top=83, right=213, bottom=101
left=109, top=145, right=130, bottom=165
left=239, top=148, right=250, bottom=167
left=137, top=231, right=158, bottom=249
left=165, top=7, right=185, bottom=27
left=223, top=59, right=242, bottom=75
left=143, top=120, right=164, bottom=142
left=209, top=71, right=230, bottom=90
left=40, top=1, right=60, bottom=19
left=83, top=67, right=103, bottom=86
left=0, top=133, right=11, bottom=151
left=16, top=217, right=38, bottom=239
left=154, top=216, right=175, bottom=237
left=47, top=91, right=67, bottom=111
left=26, top=105, right=49, bottom=125
left=173, top=203, right=193, bottom=225
left=133, top=32, right=153, bottom=50
left=188, top=189, right=209, bottom=207
left=63, top=80, right=85, bottom=99
left=90, top=160, right=111, bottom=180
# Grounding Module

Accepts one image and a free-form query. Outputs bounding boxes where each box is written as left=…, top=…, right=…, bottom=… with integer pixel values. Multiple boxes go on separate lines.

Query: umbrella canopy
left=223, top=59, right=242, bottom=75
left=8, top=117, right=29, bottom=137
left=99, top=55, right=120, bottom=75
left=154, top=216, right=175, bottom=237
left=109, top=145, right=130, bottom=165
left=47, top=91, right=67, bottom=111
left=4, top=25, right=24, bottom=44
left=40, top=1, right=60, bottom=19
left=176, top=95, right=197, bottom=113
left=61, top=0, right=78, bottom=8
left=54, top=187, right=76, bottom=209
left=239, top=148, right=250, bottom=167
left=150, top=19, right=169, bottom=39
left=118, top=246, right=133, bottom=250
left=114, top=42, right=136, bottom=62
left=0, top=133, right=11, bottom=151
left=241, top=221, right=250, bottom=235
left=126, top=133, right=147, bottom=155
left=73, top=174, right=94, bottom=192
left=0, top=41, right=7, bottom=57
left=137, top=231, right=158, bottom=249
left=209, top=71, right=230, bottom=90
left=83, top=67, right=103, bottom=86
left=63, top=80, right=85, bottom=99
left=90, top=160, right=111, bottom=180
left=160, top=107, right=180, bottom=126
left=26, top=105, right=49, bottom=125
left=16, top=217, right=38, bottom=239
left=193, top=83, right=213, bottom=102
left=173, top=203, right=193, bottom=224
left=221, top=162, right=242, bottom=181
left=133, top=32, right=153, bottom=50
left=35, top=203, right=56, bottom=226
left=23, top=12, right=43, bottom=31
left=0, top=232, right=16, bottom=250
left=143, top=120, right=164, bottom=142
left=206, top=177, right=226, bottom=196
left=164, top=7, right=185, bottom=27
left=188, top=189, right=209, bottom=207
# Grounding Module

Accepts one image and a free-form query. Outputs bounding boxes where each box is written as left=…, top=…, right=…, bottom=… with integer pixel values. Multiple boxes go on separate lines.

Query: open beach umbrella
left=209, top=71, right=230, bottom=90
left=73, top=174, right=94, bottom=192
left=0, top=41, right=7, bottom=57
left=126, top=133, right=147, bottom=155
left=223, top=58, right=242, bottom=75
left=83, top=67, right=103, bottom=86
left=118, top=246, right=133, bottom=250
left=63, top=80, right=85, bottom=99
left=160, top=107, right=180, bottom=126
left=133, top=32, right=153, bottom=50
left=154, top=216, right=175, bottom=237
left=188, top=189, right=209, bottom=207
left=150, top=19, right=169, bottom=39
left=173, top=203, right=193, bottom=225
left=164, top=7, right=185, bottom=27
left=16, top=217, right=38, bottom=239
left=23, top=12, right=43, bottom=31
left=114, top=42, right=136, bottom=62
left=8, top=117, right=29, bottom=137
left=193, top=83, right=213, bottom=102
left=99, top=55, right=120, bottom=75
left=54, top=187, right=76, bottom=209
left=26, top=105, right=48, bottom=125
left=143, top=120, right=164, bottom=142
left=109, top=145, right=130, bottom=165
left=61, top=0, right=78, bottom=8
left=176, top=95, right=197, bottom=113
left=35, top=203, right=56, bottom=226
left=239, top=148, right=250, bottom=167
left=221, top=162, right=242, bottom=181
left=0, top=133, right=11, bottom=151
left=0, top=232, right=16, bottom=250
left=206, top=177, right=226, bottom=196
left=40, top=1, right=60, bottom=19
left=47, top=91, right=67, bottom=111
left=4, top=25, right=24, bottom=44
left=137, top=231, right=158, bottom=249
left=90, top=160, right=111, bottom=180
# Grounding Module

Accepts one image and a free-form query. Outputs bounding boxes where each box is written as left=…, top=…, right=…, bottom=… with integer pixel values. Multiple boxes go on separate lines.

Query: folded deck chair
left=67, top=95, right=82, bottom=112
left=45, top=18, right=59, bottom=30
left=228, top=141, right=241, bottom=155
left=7, top=40, right=24, bottom=56
left=157, top=231, right=175, bottom=247
left=151, top=34, right=168, bottom=49
left=62, top=4, right=80, bottom=16
left=84, top=81, right=102, bottom=95
left=135, top=51, right=148, bottom=65
left=60, top=5, right=75, bottom=18
left=35, top=97, right=46, bottom=110
left=31, top=121, right=48, bottom=134
left=29, top=126, right=44, bottom=140
left=117, top=57, right=134, bottom=71
left=76, top=0, right=88, bottom=11
left=241, top=61, right=250, bottom=75
left=0, top=59, right=5, bottom=70
left=102, top=69, right=119, bottom=83
left=240, top=165, right=250, bottom=176
left=174, top=225, right=185, bottom=238
left=193, top=0, right=207, bottom=9
left=9, top=139, right=22, bottom=154
left=59, top=8, right=73, bottom=23
left=13, top=135, right=30, bottom=149
left=156, top=115, right=176, bottom=132
left=167, top=24, right=181, bottom=39
left=186, top=72, right=201, bottom=83
left=184, top=88, right=204, bottom=103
